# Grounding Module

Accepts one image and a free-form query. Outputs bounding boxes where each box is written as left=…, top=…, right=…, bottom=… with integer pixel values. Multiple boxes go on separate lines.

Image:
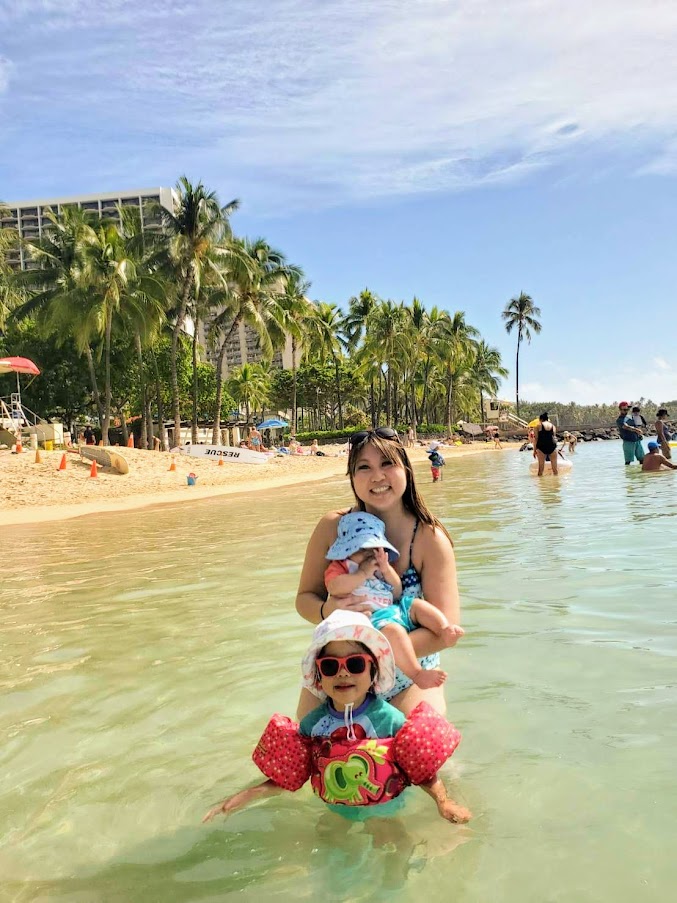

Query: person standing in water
left=655, top=408, right=672, bottom=460
left=534, top=412, right=558, bottom=476
left=616, top=402, right=645, bottom=466
left=295, top=427, right=460, bottom=719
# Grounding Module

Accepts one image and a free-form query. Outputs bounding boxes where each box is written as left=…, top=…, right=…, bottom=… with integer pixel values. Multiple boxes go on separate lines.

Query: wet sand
left=0, top=442, right=518, bottom=526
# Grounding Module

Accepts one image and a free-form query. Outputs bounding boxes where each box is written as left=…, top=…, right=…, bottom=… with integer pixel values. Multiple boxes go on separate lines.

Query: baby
left=203, top=611, right=471, bottom=825
left=324, top=512, right=463, bottom=691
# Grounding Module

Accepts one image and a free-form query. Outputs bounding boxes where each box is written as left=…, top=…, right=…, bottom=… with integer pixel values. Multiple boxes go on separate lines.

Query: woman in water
left=655, top=408, right=672, bottom=460
left=295, top=427, right=460, bottom=718
left=534, top=412, right=558, bottom=476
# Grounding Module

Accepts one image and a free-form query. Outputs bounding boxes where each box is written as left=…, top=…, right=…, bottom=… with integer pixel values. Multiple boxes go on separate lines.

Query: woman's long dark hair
left=346, top=434, right=452, bottom=542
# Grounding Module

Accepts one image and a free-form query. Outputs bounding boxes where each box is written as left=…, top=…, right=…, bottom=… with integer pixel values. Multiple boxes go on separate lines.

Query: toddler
left=324, top=512, right=463, bottom=691
left=203, top=611, right=471, bottom=824
left=427, top=444, right=446, bottom=482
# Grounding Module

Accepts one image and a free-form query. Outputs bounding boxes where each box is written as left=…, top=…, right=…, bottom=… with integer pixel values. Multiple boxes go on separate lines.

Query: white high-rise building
left=1, top=187, right=177, bottom=270
left=2, top=185, right=292, bottom=372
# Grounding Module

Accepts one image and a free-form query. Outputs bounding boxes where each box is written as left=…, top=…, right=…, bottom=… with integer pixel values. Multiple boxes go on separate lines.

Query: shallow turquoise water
left=1, top=441, right=677, bottom=902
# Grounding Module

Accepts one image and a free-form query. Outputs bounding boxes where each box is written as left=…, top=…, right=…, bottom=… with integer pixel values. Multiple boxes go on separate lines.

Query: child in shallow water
left=323, top=512, right=463, bottom=690
left=203, top=611, right=471, bottom=824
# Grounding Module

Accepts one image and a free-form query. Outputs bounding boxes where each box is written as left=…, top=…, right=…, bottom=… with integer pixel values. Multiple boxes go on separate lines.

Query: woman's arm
left=409, top=525, right=460, bottom=657
left=296, top=512, right=375, bottom=623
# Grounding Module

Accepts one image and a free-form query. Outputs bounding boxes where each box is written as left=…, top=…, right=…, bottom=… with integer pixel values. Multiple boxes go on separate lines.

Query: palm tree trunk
left=102, top=308, right=113, bottom=445
left=171, top=271, right=193, bottom=447
left=385, top=368, right=392, bottom=426
left=151, top=349, right=167, bottom=451
left=134, top=332, right=148, bottom=449
left=191, top=315, right=199, bottom=444
left=291, top=338, right=298, bottom=434
left=211, top=316, right=240, bottom=445
left=145, top=395, right=154, bottom=448
left=445, top=365, right=453, bottom=435
left=370, top=378, right=375, bottom=428
left=333, top=355, right=343, bottom=430
left=85, top=346, right=104, bottom=427
left=515, top=330, right=521, bottom=417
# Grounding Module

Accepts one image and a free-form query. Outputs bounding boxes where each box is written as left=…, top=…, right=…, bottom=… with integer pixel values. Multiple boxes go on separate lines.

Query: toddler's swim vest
left=252, top=702, right=461, bottom=807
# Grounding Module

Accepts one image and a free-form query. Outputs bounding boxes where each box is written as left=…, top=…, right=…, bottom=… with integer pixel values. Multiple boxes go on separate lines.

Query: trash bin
left=45, top=440, right=54, bottom=452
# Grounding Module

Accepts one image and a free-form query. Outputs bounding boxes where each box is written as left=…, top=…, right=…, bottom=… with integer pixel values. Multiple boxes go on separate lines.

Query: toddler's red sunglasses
left=316, top=653, right=374, bottom=678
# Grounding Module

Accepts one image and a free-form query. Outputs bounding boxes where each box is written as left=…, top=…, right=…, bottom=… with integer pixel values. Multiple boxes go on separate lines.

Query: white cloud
left=2, top=0, right=677, bottom=206
left=517, top=365, right=677, bottom=405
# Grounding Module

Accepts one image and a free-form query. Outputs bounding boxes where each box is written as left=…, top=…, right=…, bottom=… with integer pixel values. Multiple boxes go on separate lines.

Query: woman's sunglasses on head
left=349, top=427, right=400, bottom=447
left=315, top=653, right=374, bottom=677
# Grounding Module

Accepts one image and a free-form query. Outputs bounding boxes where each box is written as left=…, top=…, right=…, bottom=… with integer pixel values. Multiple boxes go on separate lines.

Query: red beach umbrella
left=0, top=356, right=41, bottom=376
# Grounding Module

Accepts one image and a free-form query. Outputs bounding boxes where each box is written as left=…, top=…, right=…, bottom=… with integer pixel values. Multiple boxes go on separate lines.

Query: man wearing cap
left=616, top=402, right=645, bottom=465
left=641, top=442, right=677, bottom=472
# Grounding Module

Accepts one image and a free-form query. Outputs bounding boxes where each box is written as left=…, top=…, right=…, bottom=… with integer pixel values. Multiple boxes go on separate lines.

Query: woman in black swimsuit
left=295, top=428, right=460, bottom=718
left=534, top=411, right=558, bottom=476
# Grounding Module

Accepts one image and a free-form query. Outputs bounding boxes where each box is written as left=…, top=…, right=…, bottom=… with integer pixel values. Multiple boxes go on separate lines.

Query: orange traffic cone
left=168, top=458, right=177, bottom=472
left=15, top=438, right=23, bottom=454
left=218, top=457, right=224, bottom=466
left=34, top=448, right=42, bottom=464
left=98, top=440, right=103, bottom=447
left=89, top=459, right=98, bottom=478
left=127, top=435, right=134, bottom=448
left=58, top=453, right=67, bottom=471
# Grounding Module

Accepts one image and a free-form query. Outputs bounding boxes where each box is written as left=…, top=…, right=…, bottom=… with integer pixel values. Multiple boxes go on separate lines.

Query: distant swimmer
left=641, top=441, right=677, bottom=472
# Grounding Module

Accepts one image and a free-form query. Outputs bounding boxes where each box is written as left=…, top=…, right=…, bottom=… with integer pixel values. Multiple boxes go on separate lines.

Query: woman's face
left=351, top=442, right=407, bottom=513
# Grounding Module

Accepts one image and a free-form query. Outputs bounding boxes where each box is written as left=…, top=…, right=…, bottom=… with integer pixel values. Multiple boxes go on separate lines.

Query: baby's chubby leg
left=409, top=599, right=464, bottom=649
left=379, top=622, right=447, bottom=689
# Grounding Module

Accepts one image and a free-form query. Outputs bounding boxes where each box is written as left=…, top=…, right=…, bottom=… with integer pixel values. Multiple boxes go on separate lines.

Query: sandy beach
left=0, top=441, right=518, bottom=526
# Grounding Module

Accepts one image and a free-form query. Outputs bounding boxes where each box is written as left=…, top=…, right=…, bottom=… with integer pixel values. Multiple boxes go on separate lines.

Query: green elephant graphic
left=322, top=753, right=381, bottom=804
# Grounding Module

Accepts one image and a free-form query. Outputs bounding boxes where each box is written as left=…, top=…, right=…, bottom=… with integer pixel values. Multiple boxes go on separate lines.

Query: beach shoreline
left=1, top=442, right=519, bottom=527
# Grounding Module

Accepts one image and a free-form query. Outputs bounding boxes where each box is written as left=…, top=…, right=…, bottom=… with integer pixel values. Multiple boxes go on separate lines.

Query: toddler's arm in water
left=419, top=775, right=472, bottom=823
left=202, top=779, right=285, bottom=822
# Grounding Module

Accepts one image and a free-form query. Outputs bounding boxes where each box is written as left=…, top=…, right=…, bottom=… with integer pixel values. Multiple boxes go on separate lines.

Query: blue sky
left=2, top=0, right=677, bottom=404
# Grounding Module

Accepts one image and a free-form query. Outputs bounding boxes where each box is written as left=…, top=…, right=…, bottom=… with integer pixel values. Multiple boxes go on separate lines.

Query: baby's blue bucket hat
left=326, top=512, right=400, bottom=562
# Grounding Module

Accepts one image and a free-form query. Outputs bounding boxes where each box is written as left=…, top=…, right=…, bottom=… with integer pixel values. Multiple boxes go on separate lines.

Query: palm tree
left=226, top=362, right=270, bottom=423
left=0, top=202, right=21, bottom=330
left=206, top=238, right=296, bottom=444
left=275, top=270, right=313, bottom=434
left=361, top=299, right=408, bottom=426
left=502, top=291, right=541, bottom=417
left=154, top=176, right=239, bottom=446
left=306, top=301, right=347, bottom=429
left=345, top=289, right=379, bottom=425
left=471, top=340, right=508, bottom=423
left=435, top=311, right=479, bottom=433
left=115, top=206, right=168, bottom=449
left=10, top=206, right=107, bottom=426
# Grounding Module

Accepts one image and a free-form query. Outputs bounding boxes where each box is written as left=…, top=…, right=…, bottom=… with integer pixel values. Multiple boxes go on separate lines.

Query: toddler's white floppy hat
left=301, top=610, right=396, bottom=699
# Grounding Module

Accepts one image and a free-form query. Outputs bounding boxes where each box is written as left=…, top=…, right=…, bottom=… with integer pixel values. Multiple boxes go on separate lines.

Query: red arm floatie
left=392, top=702, right=461, bottom=785
left=252, top=714, right=312, bottom=791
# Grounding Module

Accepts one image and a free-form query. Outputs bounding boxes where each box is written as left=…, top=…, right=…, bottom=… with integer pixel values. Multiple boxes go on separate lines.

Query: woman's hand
left=326, top=593, right=374, bottom=616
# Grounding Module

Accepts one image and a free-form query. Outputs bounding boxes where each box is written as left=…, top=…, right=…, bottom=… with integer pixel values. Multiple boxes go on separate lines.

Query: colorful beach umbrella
left=528, top=418, right=541, bottom=428
left=0, top=356, right=41, bottom=376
